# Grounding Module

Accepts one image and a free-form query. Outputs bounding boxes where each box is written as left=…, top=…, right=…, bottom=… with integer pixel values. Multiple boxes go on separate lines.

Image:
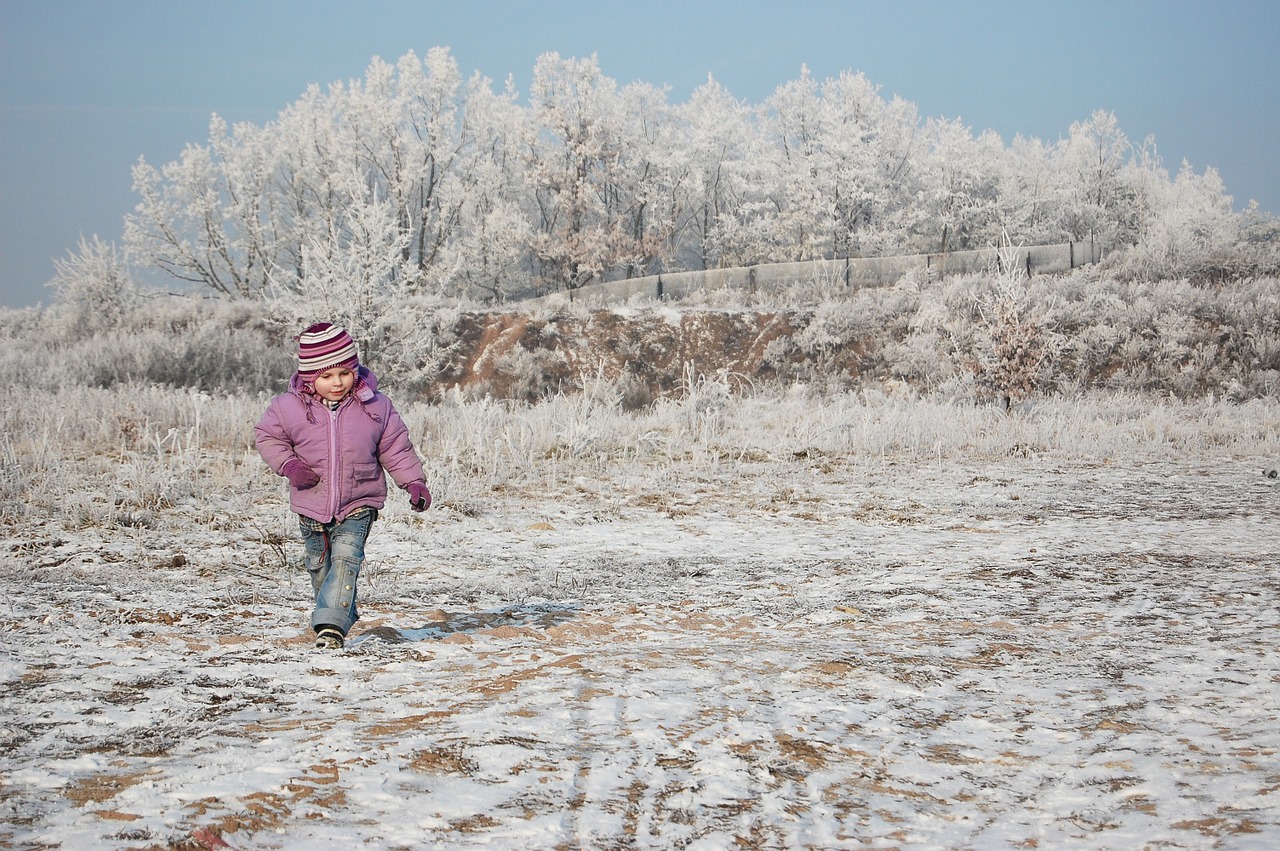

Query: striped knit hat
left=296, top=322, right=359, bottom=377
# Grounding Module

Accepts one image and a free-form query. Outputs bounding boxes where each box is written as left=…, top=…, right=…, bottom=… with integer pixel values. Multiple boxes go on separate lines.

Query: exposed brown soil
left=433, top=309, right=867, bottom=403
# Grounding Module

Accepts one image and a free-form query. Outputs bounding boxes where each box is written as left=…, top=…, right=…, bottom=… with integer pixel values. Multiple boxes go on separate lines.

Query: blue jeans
left=299, top=509, right=375, bottom=636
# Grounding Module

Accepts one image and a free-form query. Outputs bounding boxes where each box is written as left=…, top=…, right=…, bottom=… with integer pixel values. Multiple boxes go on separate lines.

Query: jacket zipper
left=326, top=402, right=341, bottom=521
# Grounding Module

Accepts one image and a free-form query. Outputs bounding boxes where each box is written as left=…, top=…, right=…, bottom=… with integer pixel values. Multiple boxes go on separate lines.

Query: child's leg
left=308, top=511, right=375, bottom=636
left=300, top=517, right=332, bottom=597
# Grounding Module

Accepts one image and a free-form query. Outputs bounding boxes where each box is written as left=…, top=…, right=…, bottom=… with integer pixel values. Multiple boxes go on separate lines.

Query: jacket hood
left=289, top=364, right=379, bottom=401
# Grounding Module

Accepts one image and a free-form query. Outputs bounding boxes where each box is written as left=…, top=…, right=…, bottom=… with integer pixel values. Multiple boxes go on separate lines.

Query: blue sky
left=2, top=0, right=1277, bottom=308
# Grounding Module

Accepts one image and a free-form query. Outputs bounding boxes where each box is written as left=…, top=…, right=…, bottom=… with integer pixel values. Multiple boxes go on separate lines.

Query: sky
left=1, top=0, right=1277, bottom=309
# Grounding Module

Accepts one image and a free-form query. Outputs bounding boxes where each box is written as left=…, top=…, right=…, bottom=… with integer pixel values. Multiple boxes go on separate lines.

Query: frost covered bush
left=842, top=268, right=1280, bottom=402
left=1107, top=171, right=1280, bottom=283
left=70, top=325, right=288, bottom=393
left=1037, top=272, right=1280, bottom=397
left=484, top=345, right=568, bottom=403
left=2, top=263, right=1278, bottom=402
left=968, top=278, right=1054, bottom=410
left=0, top=296, right=477, bottom=396
left=44, top=235, right=139, bottom=335
left=0, top=301, right=291, bottom=394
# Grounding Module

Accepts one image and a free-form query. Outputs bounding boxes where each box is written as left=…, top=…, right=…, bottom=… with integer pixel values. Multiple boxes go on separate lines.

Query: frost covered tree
left=969, top=254, right=1054, bottom=410
left=816, top=71, right=923, bottom=258
left=752, top=66, right=825, bottom=262
left=437, top=73, right=535, bottom=301
left=527, top=53, right=640, bottom=292
left=614, top=80, right=683, bottom=278
left=264, top=165, right=430, bottom=378
left=751, top=68, right=926, bottom=264
left=672, top=76, right=755, bottom=270
left=523, top=53, right=680, bottom=291
left=126, top=49, right=471, bottom=304
left=1054, top=110, right=1139, bottom=247
left=1236, top=201, right=1280, bottom=276
left=1126, top=161, right=1242, bottom=280
left=126, top=114, right=283, bottom=298
left=922, top=120, right=1007, bottom=253
left=266, top=169, right=414, bottom=323
left=336, top=49, right=468, bottom=291
left=999, top=134, right=1062, bottom=245
left=267, top=82, right=349, bottom=292
left=47, top=235, right=138, bottom=333
left=266, top=49, right=470, bottom=297
left=116, top=49, right=1262, bottom=307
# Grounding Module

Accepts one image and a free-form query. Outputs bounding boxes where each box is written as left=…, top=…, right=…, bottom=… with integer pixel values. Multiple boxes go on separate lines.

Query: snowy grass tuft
left=3, top=382, right=1277, bottom=532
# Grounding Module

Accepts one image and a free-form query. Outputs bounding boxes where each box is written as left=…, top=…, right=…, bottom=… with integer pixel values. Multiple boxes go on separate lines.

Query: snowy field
left=2, top=390, right=1279, bottom=849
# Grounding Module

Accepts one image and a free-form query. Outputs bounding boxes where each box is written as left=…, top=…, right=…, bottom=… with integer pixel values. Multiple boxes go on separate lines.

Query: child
left=255, top=322, right=431, bottom=650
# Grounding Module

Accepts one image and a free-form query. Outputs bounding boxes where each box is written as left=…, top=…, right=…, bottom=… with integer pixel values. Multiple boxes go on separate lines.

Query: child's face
left=312, top=367, right=355, bottom=402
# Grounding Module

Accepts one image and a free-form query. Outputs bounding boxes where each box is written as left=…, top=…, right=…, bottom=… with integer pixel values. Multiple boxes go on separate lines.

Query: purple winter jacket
left=254, top=366, right=427, bottom=523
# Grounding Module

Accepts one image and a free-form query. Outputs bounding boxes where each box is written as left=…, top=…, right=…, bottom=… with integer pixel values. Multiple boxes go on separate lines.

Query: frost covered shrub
left=870, top=269, right=1280, bottom=402
left=0, top=433, right=29, bottom=524
left=0, top=383, right=271, bottom=526
left=0, top=296, right=292, bottom=393
left=790, top=302, right=870, bottom=365
left=44, top=235, right=140, bottom=336
left=488, top=346, right=568, bottom=402
left=880, top=276, right=973, bottom=390
left=1107, top=168, right=1280, bottom=284
left=5, top=260, right=1280, bottom=403
left=4, top=296, right=496, bottom=395
left=969, top=279, right=1053, bottom=410
left=667, top=264, right=1278, bottom=401
left=75, top=326, right=290, bottom=392
left=0, top=305, right=47, bottom=340
left=755, top=276, right=922, bottom=387
left=1038, top=272, right=1280, bottom=398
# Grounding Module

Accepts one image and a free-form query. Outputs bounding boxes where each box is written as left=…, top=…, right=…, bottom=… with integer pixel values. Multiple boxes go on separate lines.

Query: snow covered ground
left=2, top=398, right=1279, bottom=849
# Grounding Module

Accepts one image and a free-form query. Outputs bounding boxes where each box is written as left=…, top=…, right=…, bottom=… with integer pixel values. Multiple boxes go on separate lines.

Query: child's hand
left=281, top=458, right=321, bottom=489
left=407, top=481, right=431, bottom=512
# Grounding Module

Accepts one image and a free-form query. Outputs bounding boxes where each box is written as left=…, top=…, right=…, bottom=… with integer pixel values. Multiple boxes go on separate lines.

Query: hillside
left=412, top=270, right=1280, bottom=404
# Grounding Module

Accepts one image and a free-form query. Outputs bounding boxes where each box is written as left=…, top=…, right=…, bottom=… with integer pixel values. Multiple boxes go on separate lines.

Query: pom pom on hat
left=296, top=322, right=359, bottom=377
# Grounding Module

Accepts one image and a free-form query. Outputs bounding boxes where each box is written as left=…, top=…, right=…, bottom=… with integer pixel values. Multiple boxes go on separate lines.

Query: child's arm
left=254, top=400, right=315, bottom=482
left=376, top=402, right=429, bottom=509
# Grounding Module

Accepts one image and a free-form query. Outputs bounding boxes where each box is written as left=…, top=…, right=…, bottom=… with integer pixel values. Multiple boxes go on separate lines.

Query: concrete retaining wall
left=541, top=240, right=1102, bottom=307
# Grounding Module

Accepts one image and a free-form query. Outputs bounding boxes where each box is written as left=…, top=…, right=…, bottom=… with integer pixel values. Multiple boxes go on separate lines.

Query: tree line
left=52, top=48, right=1278, bottom=320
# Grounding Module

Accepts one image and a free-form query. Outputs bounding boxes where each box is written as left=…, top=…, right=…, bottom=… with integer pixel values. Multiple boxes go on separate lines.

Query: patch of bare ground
left=435, top=309, right=857, bottom=400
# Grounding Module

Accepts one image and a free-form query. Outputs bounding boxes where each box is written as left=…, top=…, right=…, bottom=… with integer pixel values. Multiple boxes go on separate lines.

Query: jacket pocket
left=352, top=462, right=382, bottom=483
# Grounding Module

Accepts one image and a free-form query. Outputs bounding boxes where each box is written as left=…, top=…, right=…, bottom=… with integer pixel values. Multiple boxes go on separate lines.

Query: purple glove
left=281, top=458, right=320, bottom=490
left=407, top=481, right=431, bottom=512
